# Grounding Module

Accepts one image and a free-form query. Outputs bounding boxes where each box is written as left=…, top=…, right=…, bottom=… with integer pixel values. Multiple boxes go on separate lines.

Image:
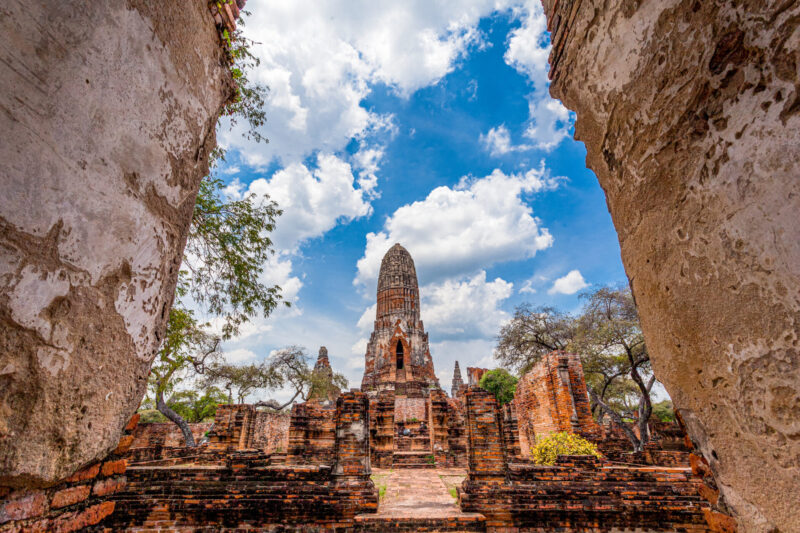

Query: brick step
left=354, top=513, right=486, bottom=532
left=391, top=452, right=437, bottom=468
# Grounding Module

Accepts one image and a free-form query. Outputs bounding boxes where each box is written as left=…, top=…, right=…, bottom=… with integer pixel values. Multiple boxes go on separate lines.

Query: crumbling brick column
left=332, top=391, right=371, bottom=483
left=206, top=404, right=256, bottom=451
left=514, top=351, right=602, bottom=453
left=463, top=387, right=507, bottom=482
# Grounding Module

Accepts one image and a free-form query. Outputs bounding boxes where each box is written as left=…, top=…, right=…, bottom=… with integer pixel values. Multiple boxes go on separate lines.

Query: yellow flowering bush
left=531, top=432, right=602, bottom=465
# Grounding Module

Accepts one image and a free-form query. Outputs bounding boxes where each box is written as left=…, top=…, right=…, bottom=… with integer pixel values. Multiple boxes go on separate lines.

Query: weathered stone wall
left=394, top=397, right=427, bottom=422
left=541, top=1, right=800, bottom=530
left=0, top=0, right=232, bottom=486
left=287, top=400, right=337, bottom=465
left=249, top=411, right=290, bottom=454
left=466, top=367, right=488, bottom=387
left=206, top=404, right=256, bottom=451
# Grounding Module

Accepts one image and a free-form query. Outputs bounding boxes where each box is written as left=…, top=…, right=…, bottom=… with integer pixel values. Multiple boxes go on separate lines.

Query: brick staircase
left=354, top=514, right=486, bottom=532
left=393, top=422, right=435, bottom=467
left=392, top=450, right=436, bottom=468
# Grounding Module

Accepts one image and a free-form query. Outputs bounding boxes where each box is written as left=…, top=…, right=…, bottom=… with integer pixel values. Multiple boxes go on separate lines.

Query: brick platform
left=107, top=392, right=378, bottom=531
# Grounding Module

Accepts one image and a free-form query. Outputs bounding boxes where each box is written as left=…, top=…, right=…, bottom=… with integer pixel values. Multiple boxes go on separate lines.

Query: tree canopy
left=258, top=346, right=349, bottom=409
left=202, top=361, right=281, bottom=404
left=146, top=12, right=285, bottom=443
left=495, top=285, right=659, bottom=452
left=479, top=368, right=518, bottom=405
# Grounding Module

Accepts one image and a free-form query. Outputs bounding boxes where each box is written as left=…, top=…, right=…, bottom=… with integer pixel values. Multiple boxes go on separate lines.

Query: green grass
left=448, top=487, right=458, bottom=500
left=371, top=472, right=390, bottom=501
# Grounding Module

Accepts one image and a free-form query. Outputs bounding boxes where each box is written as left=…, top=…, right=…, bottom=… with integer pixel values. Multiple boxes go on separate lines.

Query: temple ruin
left=1, top=0, right=798, bottom=531
left=361, top=244, right=468, bottom=468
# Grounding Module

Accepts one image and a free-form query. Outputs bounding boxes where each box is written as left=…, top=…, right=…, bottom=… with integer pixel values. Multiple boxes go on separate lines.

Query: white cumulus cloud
left=422, top=271, right=513, bottom=339
left=482, top=2, right=572, bottom=154
left=225, top=0, right=525, bottom=167
left=246, top=154, right=373, bottom=251
left=548, top=269, right=589, bottom=295
left=355, top=164, right=560, bottom=289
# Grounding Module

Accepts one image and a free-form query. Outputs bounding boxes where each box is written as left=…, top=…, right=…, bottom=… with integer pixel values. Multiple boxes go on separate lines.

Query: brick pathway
left=372, top=468, right=467, bottom=517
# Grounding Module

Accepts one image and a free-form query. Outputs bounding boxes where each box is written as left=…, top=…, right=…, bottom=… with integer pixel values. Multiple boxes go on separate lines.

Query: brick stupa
left=360, top=244, right=467, bottom=467
left=361, top=243, right=439, bottom=395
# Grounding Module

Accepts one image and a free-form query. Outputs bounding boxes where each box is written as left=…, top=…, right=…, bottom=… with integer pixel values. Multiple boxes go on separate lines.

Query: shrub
left=652, top=400, right=676, bottom=422
left=479, top=368, right=517, bottom=405
left=531, top=432, right=601, bottom=465
left=138, top=409, right=167, bottom=424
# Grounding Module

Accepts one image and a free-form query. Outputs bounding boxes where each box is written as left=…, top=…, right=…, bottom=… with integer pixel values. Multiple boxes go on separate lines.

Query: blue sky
left=212, top=1, right=627, bottom=401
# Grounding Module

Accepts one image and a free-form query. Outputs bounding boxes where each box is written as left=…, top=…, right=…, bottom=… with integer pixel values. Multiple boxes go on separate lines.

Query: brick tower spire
left=314, top=346, right=331, bottom=374
left=451, top=360, right=465, bottom=398
left=376, top=243, right=421, bottom=323
left=361, top=244, right=439, bottom=396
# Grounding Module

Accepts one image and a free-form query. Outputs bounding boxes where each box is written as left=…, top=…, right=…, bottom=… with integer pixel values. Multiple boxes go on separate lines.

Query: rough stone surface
left=542, top=1, right=800, bottom=530
left=0, top=0, right=231, bottom=486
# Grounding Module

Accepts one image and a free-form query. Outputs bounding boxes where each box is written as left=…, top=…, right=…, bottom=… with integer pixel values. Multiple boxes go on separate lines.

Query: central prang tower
left=361, top=243, right=439, bottom=396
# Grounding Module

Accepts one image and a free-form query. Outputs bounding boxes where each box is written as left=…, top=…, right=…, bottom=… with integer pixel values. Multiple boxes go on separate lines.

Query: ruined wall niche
left=541, top=1, right=800, bottom=530
left=0, top=0, right=233, bottom=486
left=514, top=351, right=602, bottom=455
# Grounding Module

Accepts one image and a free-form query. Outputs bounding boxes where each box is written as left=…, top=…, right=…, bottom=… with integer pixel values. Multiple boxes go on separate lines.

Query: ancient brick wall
left=466, top=367, right=488, bottom=387
left=331, top=391, right=372, bottom=480
left=446, top=398, right=469, bottom=468
left=369, top=392, right=396, bottom=468
left=0, top=414, right=138, bottom=532
left=130, top=422, right=212, bottom=450
left=501, top=403, right=521, bottom=458
left=287, top=400, right=337, bottom=465
left=514, top=351, right=602, bottom=455
left=461, top=457, right=712, bottom=532
left=248, top=411, right=290, bottom=454
left=459, top=391, right=713, bottom=532
left=108, top=392, right=377, bottom=531
left=206, top=404, right=256, bottom=451
left=464, top=388, right=508, bottom=481
left=394, top=397, right=427, bottom=423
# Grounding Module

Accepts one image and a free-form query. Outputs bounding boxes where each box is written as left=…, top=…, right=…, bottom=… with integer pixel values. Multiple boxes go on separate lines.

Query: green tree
left=202, top=361, right=280, bottom=404
left=495, top=304, right=577, bottom=374
left=652, top=400, right=676, bottom=422
left=495, top=286, right=659, bottom=452
left=256, top=346, right=348, bottom=410
left=479, top=369, right=518, bottom=405
left=181, top=174, right=284, bottom=340
left=168, top=387, right=229, bottom=423
left=574, top=287, right=654, bottom=451
left=148, top=308, right=221, bottom=446
left=147, top=13, right=286, bottom=444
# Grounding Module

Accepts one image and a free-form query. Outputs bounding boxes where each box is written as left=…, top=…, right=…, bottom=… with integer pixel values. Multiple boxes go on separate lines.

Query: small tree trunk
left=156, top=389, right=197, bottom=447
left=589, top=389, right=643, bottom=452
